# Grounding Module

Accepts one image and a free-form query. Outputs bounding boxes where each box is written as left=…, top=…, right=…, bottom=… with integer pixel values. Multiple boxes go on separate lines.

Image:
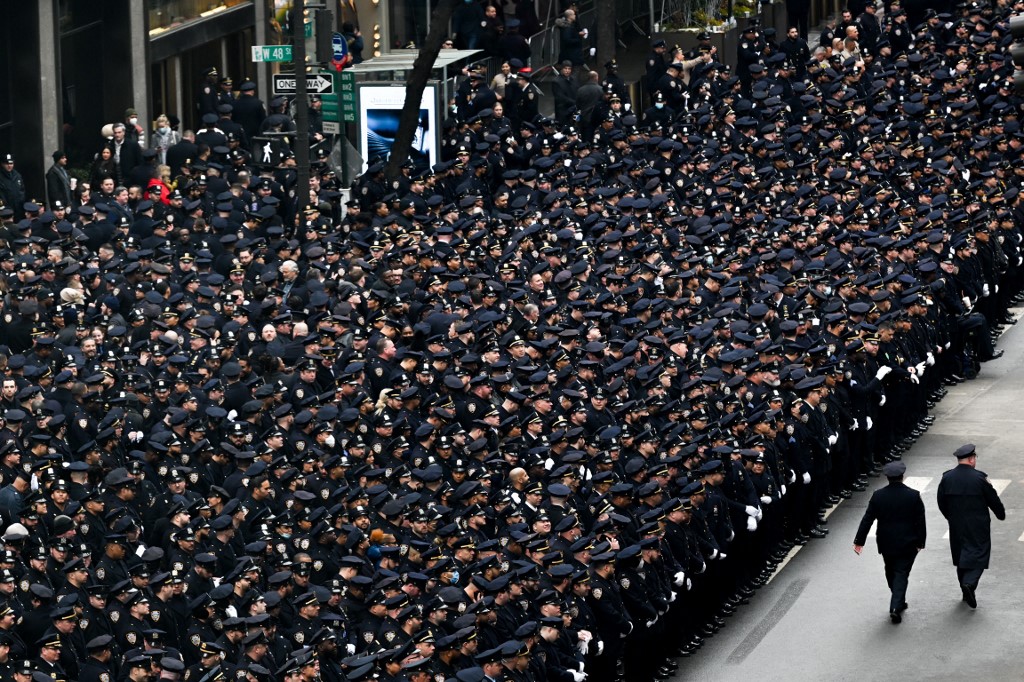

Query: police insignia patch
left=294, top=632, right=305, bottom=644
left=110, top=610, right=119, bottom=622
left=592, top=588, right=602, bottom=599
left=81, top=618, right=89, bottom=629
left=321, top=489, right=330, bottom=499
left=620, top=578, right=630, bottom=589
left=300, top=539, right=310, bottom=550
left=127, top=631, right=137, bottom=644
left=363, top=631, right=374, bottom=643
left=79, top=419, right=88, bottom=429
left=152, top=610, right=160, bottom=621
left=313, top=560, right=323, bottom=572
left=384, top=631, right=396, bottom=642
left=295, top=389, right=304, bottom=399
left=399, top=544, right=408, bottom=556
left=18, top=580, right=27, bottom=592
left=296, top=441, right=305, bottom=451
left=191, top=633, right=201, bottom=646
left=100, top=674, right=109, bottom=682
left=96, top=567, right=106, bottom=580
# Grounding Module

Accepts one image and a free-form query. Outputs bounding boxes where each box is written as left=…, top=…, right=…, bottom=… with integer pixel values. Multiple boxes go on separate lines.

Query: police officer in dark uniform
left=77, top=634, right=116, bottom=682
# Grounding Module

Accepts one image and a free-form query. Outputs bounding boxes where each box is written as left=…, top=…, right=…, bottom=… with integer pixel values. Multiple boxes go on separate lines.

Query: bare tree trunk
left=595, top=0, right=617, bottom=77
left=384, top=0, right=460, bottom=181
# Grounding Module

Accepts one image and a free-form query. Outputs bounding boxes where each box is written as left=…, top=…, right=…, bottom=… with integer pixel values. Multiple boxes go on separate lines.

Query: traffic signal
left=314, top=9, right=335, bottom=63
left=1011, top=13, right=1024, bottom=94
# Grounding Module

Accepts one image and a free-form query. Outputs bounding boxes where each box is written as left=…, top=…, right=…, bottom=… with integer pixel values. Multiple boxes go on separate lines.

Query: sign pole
left=293, top=0, right=310, bottom=222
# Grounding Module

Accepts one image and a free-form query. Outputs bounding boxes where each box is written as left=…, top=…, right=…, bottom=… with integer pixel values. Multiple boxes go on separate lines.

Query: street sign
left=272, top=73, right=335, bottom=95
left=323, top=121, right=341, bottom=134
left=304, top=20, right=313, bottom=39
left=251, top=45, right=292, bottom=63
left=332, top=32, right=348, bottom=63
left=340, top=71, right=356, bottom=122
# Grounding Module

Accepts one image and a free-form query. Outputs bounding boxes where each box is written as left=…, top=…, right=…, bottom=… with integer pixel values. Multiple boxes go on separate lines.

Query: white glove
left=709, top=549, right=719, bottom=560
left=926, top=352, right=935, bottom=366
left=669, top=591, right=677, bottom=603
left=755, top=508, right=763, bottom=521
left=788, top=470, right=796, bottom=484
left=346, top=643, right=356, bottom=655
left=879, top=394, right=887, bottom=407
left=576, top=639, right=590, bottom=656
left=995, top=284, right=1000, bottom=294
left=727, top=530, right=735, bottom=542
left=915, top=362, right=926, bottom=375
left=866, top=416, right=874, bottom=430
left=983, top=283, right=990, bottom=297
left=851, top=418, right=859, bottom=431
left=597, top=641, right=604, bottom=655
left=673, top=572, right=686, bottom=586
left=780, top=484, right=787, bottom=496
left=827, top=434, right=838, bottom=446
left=760, top=495, right=772, bottom=505
left=645, top=616, right=658, bottom=628
left=686, top=578, right=692, bottom=590
left=909, top=373, right=919, bottom=385
left=719, top=552, right=728, bottom=560
left=802, top=472, right=811, bottom=485
left=945, top=341, right=951, bottom=350
left=744, top=505, right=758, bottom=517
left=963, top=296, right=972, bottom=310
left=746, top=516, right=757, bottom=532
left=875, top=366, right=892, bottom=380
left=571, top=671, right=588, bottom=682
left=589, top=47, right=596, bottom=56
left=578, top=630, right=592, bottom=643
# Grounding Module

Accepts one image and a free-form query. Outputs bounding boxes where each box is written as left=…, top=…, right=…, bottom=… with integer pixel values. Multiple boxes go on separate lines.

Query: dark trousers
left=957, top=566, right=985, bottom=589
left=883, top=551, right=917, bottom=612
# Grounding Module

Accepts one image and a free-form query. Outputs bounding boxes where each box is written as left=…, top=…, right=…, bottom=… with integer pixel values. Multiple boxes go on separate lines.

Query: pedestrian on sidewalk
left=936, top=443, right=1006, bottom=609
left=853, top=461, right=927, bottom=624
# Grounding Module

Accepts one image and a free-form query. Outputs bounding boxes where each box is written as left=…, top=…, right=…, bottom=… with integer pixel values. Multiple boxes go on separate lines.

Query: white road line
left=903, top=476, right=932, bottom=492
left=991, top=479, right=1012, bottom=495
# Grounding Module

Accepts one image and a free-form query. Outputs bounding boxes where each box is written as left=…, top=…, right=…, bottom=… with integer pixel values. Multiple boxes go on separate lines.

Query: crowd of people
left=0, top=0, right=1019, bottom=681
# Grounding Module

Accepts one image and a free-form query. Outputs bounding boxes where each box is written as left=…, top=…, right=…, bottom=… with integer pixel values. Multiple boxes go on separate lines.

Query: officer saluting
left=936, top=444, right=1006, bottom=608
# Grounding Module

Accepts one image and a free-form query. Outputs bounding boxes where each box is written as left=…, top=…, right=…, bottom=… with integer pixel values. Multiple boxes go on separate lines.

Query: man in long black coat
left=936, top=443, right=1006, bottom=608
left=853, top=461, right=926, bottom=623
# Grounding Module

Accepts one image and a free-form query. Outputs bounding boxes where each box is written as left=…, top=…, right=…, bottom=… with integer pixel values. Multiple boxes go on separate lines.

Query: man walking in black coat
left=853, top=461, right=926, bottom=624
left=936, top=443, right=1006, bottom=608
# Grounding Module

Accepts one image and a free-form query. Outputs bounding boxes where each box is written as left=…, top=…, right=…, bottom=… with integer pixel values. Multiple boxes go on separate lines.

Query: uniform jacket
left=853, top=480, right=926, bottom=555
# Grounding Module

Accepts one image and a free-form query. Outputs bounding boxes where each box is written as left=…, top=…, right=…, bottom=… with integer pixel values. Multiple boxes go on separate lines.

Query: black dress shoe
left=738, top=586, right=755, bottom=598
left=890, top=610, right=902, bottom=624
left=962, top=583, right=977, bottom=608
left=982, top=349, right=1005, bottom=362
left=809, top=528, right=828, bottom=538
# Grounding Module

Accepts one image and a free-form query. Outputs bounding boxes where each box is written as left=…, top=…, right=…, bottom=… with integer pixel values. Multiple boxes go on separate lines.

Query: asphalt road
left=676, top=314, right=1024, bottom=682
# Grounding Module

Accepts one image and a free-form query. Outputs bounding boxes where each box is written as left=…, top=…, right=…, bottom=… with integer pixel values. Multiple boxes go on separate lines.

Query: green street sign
left=339, top=71, right=356, bottom=122
left=251, top=45, right=292, bottom=63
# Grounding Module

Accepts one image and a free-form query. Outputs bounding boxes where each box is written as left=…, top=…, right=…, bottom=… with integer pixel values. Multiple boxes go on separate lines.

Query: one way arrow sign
left=272, top=73, right=335, bottom=95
